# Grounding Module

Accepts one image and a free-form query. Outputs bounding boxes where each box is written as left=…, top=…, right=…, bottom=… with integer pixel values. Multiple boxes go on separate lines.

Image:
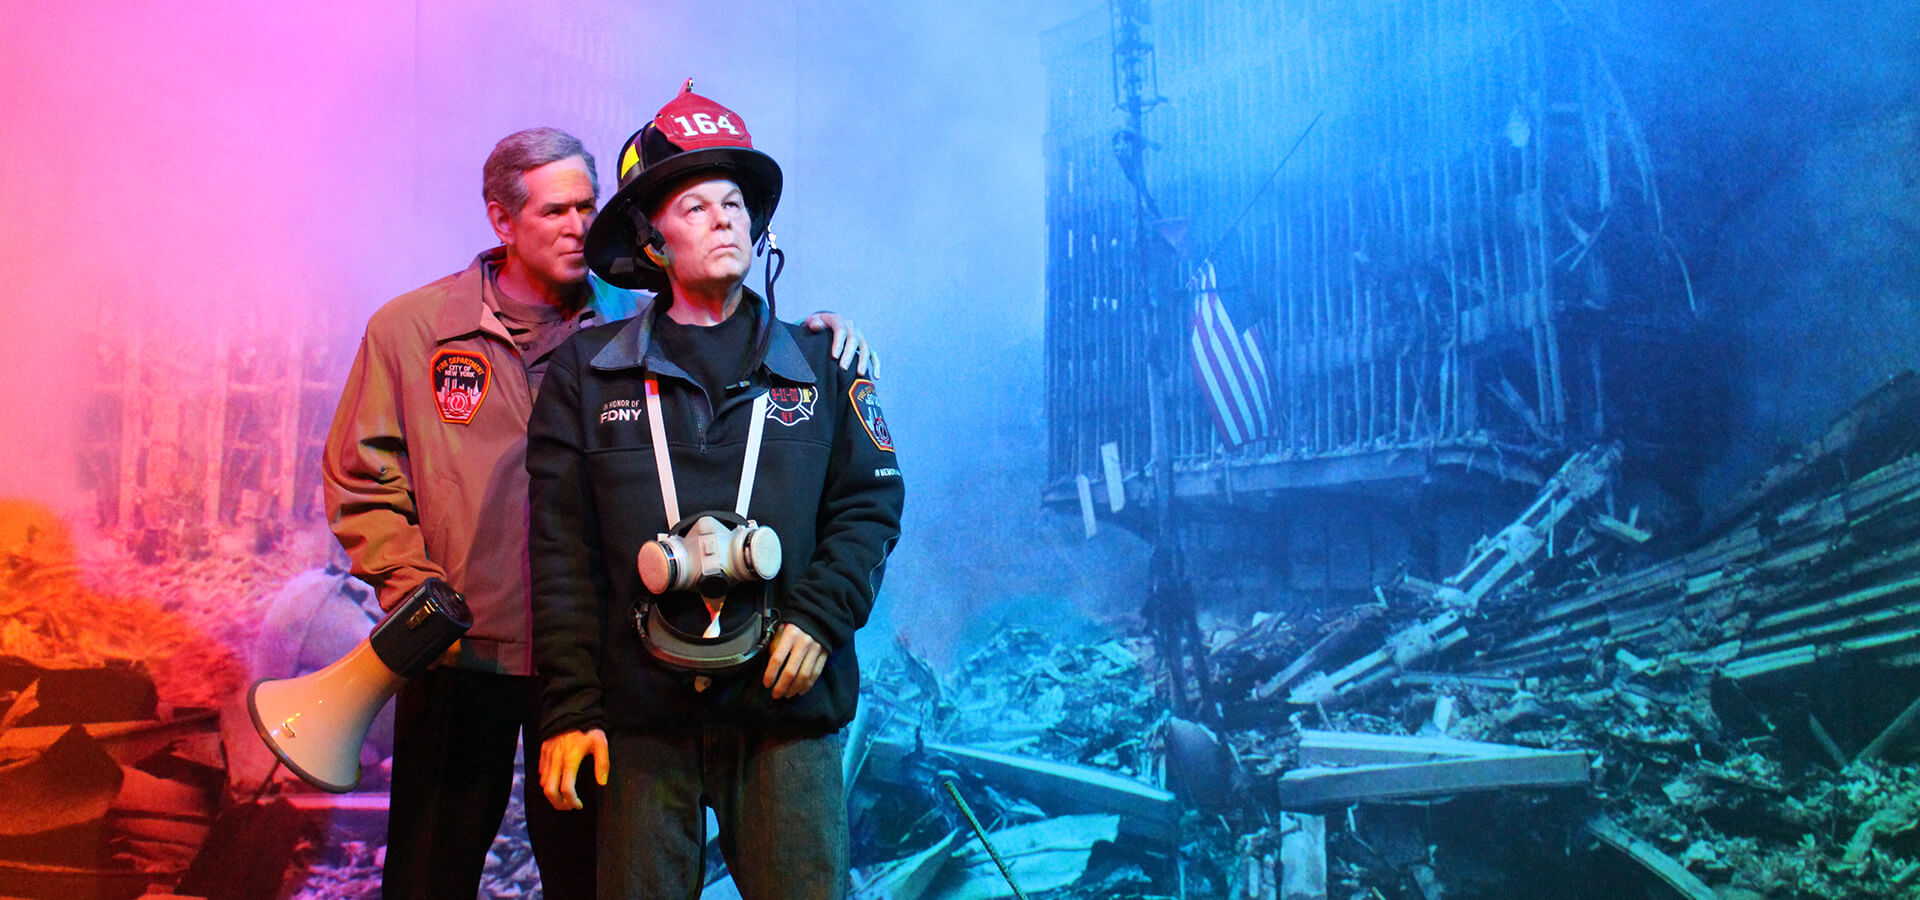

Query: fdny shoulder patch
left=766, top=385, right=817, bottom=426
left=849, top=378, right=894, bottom=452
left=431, top=349, right=491, bottom=425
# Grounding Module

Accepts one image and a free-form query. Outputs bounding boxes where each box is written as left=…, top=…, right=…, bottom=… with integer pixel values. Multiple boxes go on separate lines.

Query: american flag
left=1188, top=261, right=1274, bottom=447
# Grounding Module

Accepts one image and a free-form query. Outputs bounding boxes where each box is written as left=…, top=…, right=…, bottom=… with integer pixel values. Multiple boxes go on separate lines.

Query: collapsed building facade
left=1043, top=0, right=1689, bottom=579
left=949, top=0, right=1920, bottom=897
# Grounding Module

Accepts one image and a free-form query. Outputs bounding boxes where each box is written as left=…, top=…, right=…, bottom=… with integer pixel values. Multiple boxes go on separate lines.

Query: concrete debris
left=930, top=814, right=1119, bottom=900
left=1277, top=812, right=1327, bottom=900
left=854, top=829, right=966, bottom=900
left=0, top=725, right=124, bottom=837
left=1585, top=815, right=1716, bottom=900
left=842, top=628, right=1171, bottom=897
left=856, top=376, right=1920, bottom=897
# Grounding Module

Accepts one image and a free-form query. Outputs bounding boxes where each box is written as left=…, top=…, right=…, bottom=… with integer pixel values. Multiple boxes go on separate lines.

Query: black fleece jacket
left=527, top=299, right=904, bottom=737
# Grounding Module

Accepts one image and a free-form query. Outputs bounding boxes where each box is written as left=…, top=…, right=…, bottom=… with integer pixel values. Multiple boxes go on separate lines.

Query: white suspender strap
left=644, top=377, right=772, bottom=529
left=643, top=378, right=681, bottom=526
left=737, top=393, right=769, bottom=517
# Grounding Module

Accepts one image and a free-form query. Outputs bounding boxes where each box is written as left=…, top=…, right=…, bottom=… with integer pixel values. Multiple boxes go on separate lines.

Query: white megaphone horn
left=248, top=578, right=471, bottom=793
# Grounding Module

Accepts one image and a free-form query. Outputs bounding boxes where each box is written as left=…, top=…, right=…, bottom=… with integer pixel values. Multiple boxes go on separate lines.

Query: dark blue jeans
left=600, top=721, right=848, bottom=899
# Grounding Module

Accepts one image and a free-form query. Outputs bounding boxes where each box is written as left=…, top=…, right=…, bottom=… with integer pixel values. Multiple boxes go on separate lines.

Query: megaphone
left=248, top=578, right=471, bottom=792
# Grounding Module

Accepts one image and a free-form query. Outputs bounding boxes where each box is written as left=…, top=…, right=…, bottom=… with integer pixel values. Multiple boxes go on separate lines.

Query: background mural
left=2, top=0, right=1918, bottom=897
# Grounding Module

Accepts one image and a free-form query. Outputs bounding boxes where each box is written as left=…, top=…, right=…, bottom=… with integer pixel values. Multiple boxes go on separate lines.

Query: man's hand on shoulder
left=803, top=312, right=879, bottom=379
left=538, top=728, right=608, bottom=811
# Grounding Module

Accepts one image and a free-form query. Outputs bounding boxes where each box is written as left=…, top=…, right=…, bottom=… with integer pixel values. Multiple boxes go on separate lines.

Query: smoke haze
left=0, top=0, right=1137, bottom=665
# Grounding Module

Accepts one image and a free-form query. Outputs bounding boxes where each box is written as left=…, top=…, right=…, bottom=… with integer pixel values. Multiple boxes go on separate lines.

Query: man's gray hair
left=482, top=127, right=599, bottom=216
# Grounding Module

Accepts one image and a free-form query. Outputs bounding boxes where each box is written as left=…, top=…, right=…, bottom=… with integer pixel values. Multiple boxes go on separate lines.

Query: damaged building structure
left=73, top=312, right=354, bottom=562
left=882, top=0, right=1920, bottom=897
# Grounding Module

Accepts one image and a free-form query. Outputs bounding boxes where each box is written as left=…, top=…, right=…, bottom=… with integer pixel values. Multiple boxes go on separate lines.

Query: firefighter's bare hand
left=763, top=623, right=828, bottom=699
left=804, top=312, right=878, bottom=379
left=539, top=728, right=608, bottom=811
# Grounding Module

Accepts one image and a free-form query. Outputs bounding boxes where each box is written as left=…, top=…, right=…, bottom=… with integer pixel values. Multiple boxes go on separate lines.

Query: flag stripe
left=1242, top=326, right=1273, bottom=410
left=1200, top=297, right=1269, bottom=434
left=1191, top=330, right=1246, bottom=445
left=1186, top=260, right=1274, bottom=447
left=1197, top=302, right=1261, bottom=435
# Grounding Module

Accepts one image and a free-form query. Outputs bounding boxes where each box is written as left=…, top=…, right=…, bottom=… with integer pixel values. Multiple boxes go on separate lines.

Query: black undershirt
left=648, top=301, right=762, bottom=636
left=650, top=301, right=757, bottom=403
left=484, top=267, right=594, bottom=396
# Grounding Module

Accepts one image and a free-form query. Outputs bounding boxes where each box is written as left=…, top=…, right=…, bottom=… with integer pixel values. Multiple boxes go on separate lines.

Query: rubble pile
left=1, top=502, right=243, bottom=710
left=2, top=499, right=422, bottom=899
left=282, top=765, right=545, bottom=899
left=1470, top=454, right=1920, bottom=685
left=1, top=502, right=339, bottom=713
left=0, top=502, right=332, bottom=898
left=884, top=628, right=1163, bottom=770
left=1196, top=376, right=1920, bottom=897
left=286, top=837, right=383, bottom=900
left=840, top=376, right=1920, bottom=898
left=77, top=524, right=342, bottom=710
left=850, top=629, right=1181, bottom=898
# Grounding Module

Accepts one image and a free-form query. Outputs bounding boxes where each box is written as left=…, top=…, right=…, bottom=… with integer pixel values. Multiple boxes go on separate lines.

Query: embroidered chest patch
left=598, top=398, right=644, bottom=425
left=849, top=379, right=894, bottom=452
left=766, top=386, right=817, bottom=426
left=431, top=349, right=491, bottom=424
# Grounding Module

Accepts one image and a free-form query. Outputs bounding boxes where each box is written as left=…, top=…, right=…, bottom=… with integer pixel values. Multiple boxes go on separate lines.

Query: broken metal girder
left=1276, top=753, right=1591, bottom=807
left=1277, top=731, right=1590, bottom=807
left=1857, top=692, right=1920, bottom=764
left=1287, top=612, right=1466, bottom=705
left=1746, top=577, right=1920, bottom=640
left=1255, top=607, right=1381, bottom=701
left=1441, top=443, right=1620, bottom=614
left=1285, top=446, right=1623, bottom=704
left=862, top=738, right=1179, bottom=843
left=1724, top=621, right=1920, bottom=681
left=1294, top=730, right=1563, bottom=767
left=1590, top=512, right=1652, bottom=544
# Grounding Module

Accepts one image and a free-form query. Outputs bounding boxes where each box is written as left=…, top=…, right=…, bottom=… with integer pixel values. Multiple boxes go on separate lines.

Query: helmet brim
left=586, top=146, right=783, bottom=291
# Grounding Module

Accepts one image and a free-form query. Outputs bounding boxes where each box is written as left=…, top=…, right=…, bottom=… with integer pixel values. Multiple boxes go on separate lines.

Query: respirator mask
left=638, top=510, right=782, bottom=599
left=633, top=511, right=783, bottom=672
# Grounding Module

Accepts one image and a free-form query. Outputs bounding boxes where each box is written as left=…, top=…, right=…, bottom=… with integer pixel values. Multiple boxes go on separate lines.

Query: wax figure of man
left=322, top=126, right=875, bottom=900
left=529, top=83, right=904, bottom=899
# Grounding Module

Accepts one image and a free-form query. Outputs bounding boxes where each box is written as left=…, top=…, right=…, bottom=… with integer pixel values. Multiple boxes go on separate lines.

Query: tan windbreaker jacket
left=322, top=248, right=636, bottom=674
